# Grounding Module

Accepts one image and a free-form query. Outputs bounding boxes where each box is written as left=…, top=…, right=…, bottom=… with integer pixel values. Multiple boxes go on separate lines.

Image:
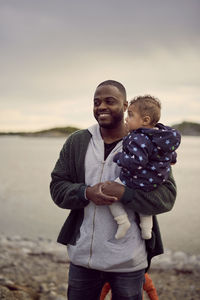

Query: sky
left=0, top=0, right=200, bottom=132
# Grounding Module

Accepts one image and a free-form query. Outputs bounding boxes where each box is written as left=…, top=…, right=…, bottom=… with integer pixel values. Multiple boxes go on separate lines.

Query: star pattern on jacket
left=113, top=123, right=181, bottom=191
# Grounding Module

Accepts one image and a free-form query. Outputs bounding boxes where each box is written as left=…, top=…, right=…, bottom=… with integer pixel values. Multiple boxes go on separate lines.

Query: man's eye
left=94, top=100, right=100, bottom=106
left=106, top=98, right=115, bottom=105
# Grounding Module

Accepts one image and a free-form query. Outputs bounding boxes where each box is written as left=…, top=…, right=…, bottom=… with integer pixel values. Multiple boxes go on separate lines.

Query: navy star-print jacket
left=114, top=123, right=181, bottom=191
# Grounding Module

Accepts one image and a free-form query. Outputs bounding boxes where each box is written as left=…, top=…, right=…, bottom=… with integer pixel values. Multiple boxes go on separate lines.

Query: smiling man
left=93, top=81, right=127, bottom=132
left=50, top=80, right=177, bottom=300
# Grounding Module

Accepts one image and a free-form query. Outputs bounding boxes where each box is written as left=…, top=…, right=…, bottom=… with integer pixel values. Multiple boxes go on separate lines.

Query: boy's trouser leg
left=109, top=202, right=131, bottom=239
left=139, top=214, right=153, bottom=240
left=109, top=201, right=127, bottom=217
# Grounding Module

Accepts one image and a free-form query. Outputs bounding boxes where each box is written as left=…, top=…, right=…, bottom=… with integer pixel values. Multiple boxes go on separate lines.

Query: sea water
left=0, top=135, right=199, bottom=254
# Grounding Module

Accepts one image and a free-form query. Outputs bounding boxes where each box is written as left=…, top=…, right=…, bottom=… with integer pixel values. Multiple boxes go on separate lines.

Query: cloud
left=0, top=0, right=199, bottom=131
left=0, top=97, right=94, bottom=131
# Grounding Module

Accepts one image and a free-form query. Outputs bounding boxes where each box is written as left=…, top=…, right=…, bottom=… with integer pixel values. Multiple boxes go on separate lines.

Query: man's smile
left=97, top=112, right=111, bottom=119
left=98, top=113, right=110, bottom=117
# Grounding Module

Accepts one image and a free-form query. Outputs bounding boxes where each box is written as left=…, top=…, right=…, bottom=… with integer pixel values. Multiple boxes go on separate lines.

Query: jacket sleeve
left=120, top=168, right=176, bottom=215
left=50, top=134, right=89, bottom=210
left=114, top=134, right=152, bottom=172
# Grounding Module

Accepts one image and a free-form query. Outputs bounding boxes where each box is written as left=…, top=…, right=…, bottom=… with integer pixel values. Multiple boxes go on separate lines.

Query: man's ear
left=123, top=101, right=128, bottom=112
left=143, top=115, right=151, bottom=126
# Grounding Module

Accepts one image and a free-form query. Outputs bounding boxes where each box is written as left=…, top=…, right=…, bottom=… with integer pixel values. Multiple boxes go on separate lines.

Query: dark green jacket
left=50, top=129, right=177, bottom=270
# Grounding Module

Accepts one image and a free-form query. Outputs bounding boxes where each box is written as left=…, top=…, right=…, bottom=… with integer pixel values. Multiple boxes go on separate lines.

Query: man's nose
left=98, top=101, right=107, bottom=110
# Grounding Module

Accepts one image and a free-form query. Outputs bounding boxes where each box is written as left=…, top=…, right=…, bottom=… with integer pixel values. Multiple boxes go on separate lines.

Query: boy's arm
left=114, top=134, right=152, bottom=171
left=101, top=169, right=177, bottom=215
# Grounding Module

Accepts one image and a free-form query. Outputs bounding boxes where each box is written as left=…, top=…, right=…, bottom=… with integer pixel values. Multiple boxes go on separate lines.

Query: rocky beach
left=0, top=236, right=200, bottom=300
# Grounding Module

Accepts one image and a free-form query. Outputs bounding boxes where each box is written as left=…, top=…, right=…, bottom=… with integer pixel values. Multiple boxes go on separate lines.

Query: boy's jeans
left=68, top=263, right=145, bottom=300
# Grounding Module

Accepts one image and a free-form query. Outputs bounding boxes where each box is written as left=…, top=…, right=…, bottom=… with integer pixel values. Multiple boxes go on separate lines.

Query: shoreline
left=0, top=235, right=200, bottom=299
left=1, top=235, right=200, bottom=271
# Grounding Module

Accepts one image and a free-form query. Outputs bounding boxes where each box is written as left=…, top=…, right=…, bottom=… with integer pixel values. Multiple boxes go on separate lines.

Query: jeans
left=68, top=263, right=145, bottom=300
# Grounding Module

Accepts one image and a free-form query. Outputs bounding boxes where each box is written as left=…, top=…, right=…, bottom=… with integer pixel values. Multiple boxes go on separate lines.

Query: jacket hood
left=88, top=124, right=100, bottom=137
left=139, top=123, right=181, bottom=153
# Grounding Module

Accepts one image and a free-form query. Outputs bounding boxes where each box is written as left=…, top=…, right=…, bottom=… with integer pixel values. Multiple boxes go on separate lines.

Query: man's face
left=93, top=85, right=128, bottom=129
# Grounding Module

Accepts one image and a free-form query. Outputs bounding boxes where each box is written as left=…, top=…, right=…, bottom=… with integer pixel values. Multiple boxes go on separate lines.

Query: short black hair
left=97, top=80, right=127, bottom=101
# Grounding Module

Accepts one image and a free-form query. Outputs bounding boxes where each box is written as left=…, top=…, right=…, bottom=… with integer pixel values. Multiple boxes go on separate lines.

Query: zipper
left=87, top=160, right=105, bottom=268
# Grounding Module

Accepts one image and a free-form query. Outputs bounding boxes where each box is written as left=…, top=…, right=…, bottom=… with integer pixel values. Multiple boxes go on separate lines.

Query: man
left=50, top=80, right=176, bottom=300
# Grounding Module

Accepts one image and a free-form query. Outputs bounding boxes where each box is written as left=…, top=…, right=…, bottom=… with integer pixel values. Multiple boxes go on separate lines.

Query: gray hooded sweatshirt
left=67, top=124, right=147, bottom=272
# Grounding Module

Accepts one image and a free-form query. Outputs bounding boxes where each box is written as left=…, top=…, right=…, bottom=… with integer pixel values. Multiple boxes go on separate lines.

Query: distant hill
left=0, top=126, right=80, bottom=137
left=171, top=121, right=200, bottom=136
left=0, top=122, right=200, bottom=137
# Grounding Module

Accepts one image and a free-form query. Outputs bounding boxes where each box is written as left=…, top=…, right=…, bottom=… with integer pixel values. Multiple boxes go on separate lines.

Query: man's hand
left=86, top=183, right=118, bottom=206
left=101, top=181, right=125, bottom=200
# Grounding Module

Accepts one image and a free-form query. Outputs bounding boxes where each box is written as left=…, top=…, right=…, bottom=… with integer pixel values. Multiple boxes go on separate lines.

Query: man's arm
left=50, top=137, right=89, bottom=210
left=50, top=134, right=117, bottom=210
left=101, top=169, right=177, bottom=215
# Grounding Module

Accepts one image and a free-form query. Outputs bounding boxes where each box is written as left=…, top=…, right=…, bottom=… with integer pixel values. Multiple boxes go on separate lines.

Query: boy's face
left=125, top=104, right=145, bottom=131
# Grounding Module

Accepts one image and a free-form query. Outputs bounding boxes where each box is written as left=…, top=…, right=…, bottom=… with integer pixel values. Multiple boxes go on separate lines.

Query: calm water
left=0, top=135, right=199, bottom=254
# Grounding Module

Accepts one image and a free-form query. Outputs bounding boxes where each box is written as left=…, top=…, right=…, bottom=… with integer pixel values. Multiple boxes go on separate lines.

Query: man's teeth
left=99, top=113, right=109, bottom=116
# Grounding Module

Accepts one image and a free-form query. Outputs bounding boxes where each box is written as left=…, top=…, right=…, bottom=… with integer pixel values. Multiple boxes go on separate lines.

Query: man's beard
left=95, top=109, right=124, bottom=129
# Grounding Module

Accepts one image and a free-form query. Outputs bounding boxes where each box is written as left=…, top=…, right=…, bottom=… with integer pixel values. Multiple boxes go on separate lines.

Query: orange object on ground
left=143, top=273, right=159, bottom=300
left=100, top=282, right=111, bottom=300
left=100, top=273, right=159, bottom=300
